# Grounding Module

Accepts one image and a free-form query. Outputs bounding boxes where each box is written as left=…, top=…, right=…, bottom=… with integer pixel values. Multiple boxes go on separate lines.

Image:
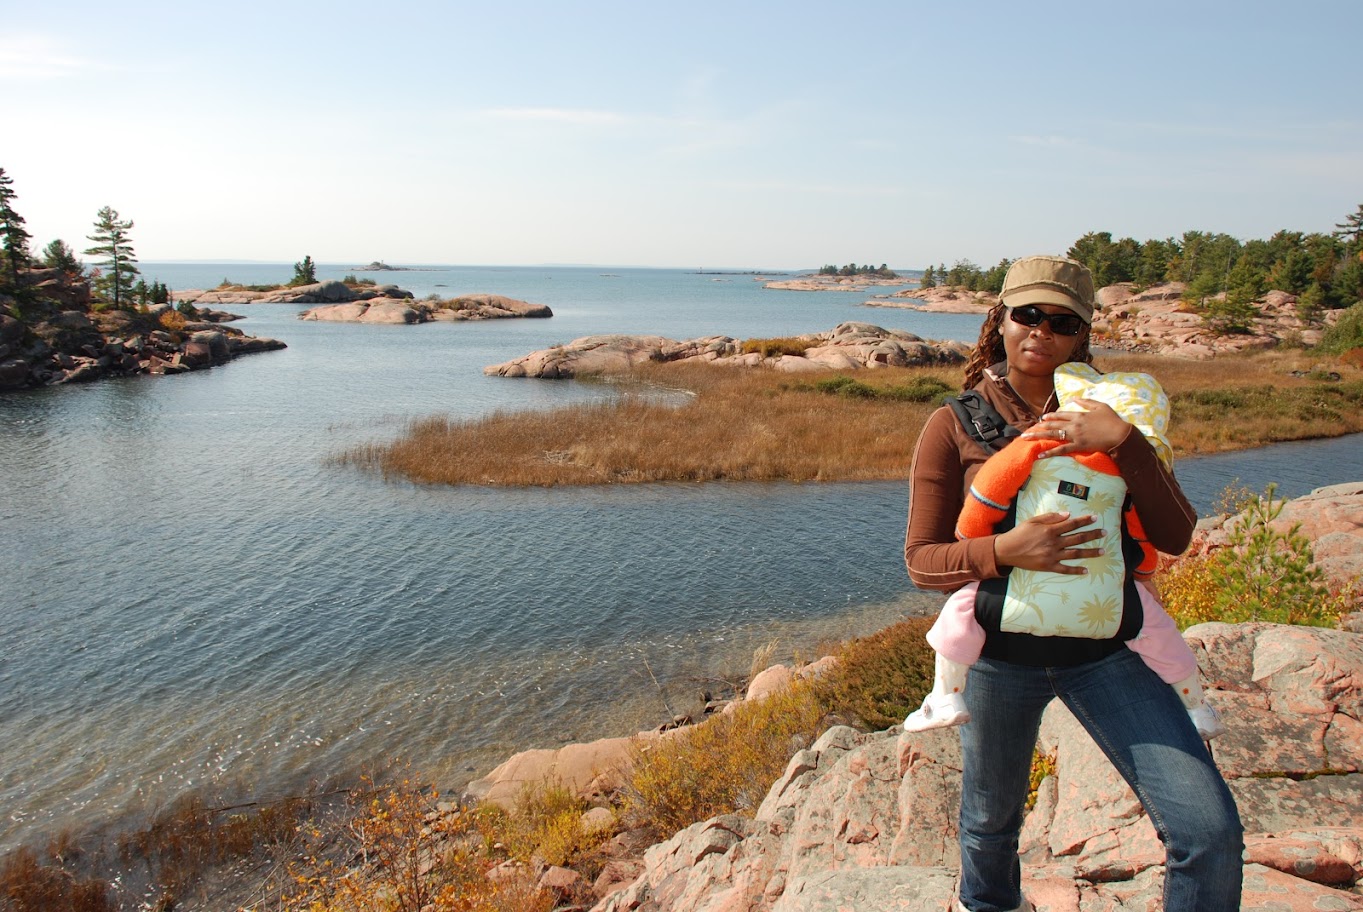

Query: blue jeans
left=958, top=650, right=1243, bottom=912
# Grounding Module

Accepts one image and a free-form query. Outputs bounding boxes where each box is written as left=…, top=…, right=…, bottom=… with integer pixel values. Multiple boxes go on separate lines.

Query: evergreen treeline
left=922, top=205, right=1363, bottom=333
left=817, top=262, right=898, bottom=279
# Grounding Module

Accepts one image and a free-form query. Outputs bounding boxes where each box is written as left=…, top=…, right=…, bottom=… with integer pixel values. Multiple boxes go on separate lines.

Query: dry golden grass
left=1110, top=350, right=1363, bottom=455
left=342, top=362, right=960, bottom=486
left=342, top=350, right=1363, bottom=487
left=624, top=678, right=832, bottom=837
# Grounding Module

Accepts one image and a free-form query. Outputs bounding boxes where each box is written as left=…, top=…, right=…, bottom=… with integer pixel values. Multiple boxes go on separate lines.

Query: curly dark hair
left=961, top=305, right=1093, bottom=391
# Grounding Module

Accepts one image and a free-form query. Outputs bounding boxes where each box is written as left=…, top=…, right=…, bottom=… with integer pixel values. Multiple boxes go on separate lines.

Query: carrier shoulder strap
left=946, top=391, right=1021, bottom=453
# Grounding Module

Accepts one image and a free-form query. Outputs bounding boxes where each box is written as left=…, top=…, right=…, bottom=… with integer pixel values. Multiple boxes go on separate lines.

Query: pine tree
left=42, top=239, right=81, bottom=275
left=84, top=206, right=140, bottom=309
left=291, top=254, right=317, bottom=286
left=0, top=168, right=33, bottom=294
left=1333, top=204, right=1363, bottom=248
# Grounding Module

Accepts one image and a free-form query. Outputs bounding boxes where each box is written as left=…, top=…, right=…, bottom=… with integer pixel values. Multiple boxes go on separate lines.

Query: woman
left=904, top=255, right=1243, bottom=912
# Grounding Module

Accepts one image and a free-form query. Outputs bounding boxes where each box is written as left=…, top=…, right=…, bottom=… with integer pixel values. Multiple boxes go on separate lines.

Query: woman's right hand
left=993, top=512, right=1105, bottom=574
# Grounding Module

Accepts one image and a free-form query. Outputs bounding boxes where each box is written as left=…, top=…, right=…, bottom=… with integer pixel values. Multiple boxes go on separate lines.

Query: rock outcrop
left=175, top=280, right=416, bottom=306
left=592, top=622, right=1363, bottom=911
left=765, top=276, right=912, bottom=293
left=177, top=281, right=554, bottom=324
left=484, top=323, right=969, bottom=379
left=868, top=286, right=998, bottom=314
left=1, top=270, right=285, bottom=389
left=300, top=292, right=552, bottom=324
left=1092, top=283, right=1339, bottom=358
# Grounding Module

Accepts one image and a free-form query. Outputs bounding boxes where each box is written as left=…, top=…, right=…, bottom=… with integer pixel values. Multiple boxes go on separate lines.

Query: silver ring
left=1057, top=429, right=1067, bottom=441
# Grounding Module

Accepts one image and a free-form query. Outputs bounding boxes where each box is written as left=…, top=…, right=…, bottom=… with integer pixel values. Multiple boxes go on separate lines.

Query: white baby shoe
left=1189, top=702, right=1227, bottom=740
left=903, top=691, right=970, bottom=732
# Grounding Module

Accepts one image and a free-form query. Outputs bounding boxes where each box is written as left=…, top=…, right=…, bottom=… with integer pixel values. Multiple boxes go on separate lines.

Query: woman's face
left=1000, top=303, right=1088, bottom=379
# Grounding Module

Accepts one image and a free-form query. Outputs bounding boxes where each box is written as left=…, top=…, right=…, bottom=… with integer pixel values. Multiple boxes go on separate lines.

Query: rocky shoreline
left=764, top=275, right=915, bottom=293
left=865, top=285, right=997, bottom=313
left=455, top=483, right=1363, bottom=910
left=0, top=268, right=286, bottom=389
left=176, top=280, right=554, bottom=324
left=0, top=273, right=560, bottom=389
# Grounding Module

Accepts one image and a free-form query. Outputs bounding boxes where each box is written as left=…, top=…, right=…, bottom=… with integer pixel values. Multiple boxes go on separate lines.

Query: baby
left=904, top=363, right=1225, bottom=740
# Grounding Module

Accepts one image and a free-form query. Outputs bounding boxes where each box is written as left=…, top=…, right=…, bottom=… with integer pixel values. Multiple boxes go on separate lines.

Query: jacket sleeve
left=1107, top=424, right=1197, bottom=556
left=905, top=407, right=1003, bottom=592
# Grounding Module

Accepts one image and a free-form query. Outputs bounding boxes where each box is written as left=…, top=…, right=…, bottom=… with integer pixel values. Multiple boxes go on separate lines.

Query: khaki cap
left=1000, top=255, right=1095, bottom=323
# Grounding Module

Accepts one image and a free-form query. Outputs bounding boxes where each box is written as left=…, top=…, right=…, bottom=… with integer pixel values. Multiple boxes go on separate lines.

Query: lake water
left=1, top=263, right=1359, bottom=852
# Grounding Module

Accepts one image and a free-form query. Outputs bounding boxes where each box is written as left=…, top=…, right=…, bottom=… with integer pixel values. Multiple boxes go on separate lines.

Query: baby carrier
left=947, top=368, right=1162, bottom=663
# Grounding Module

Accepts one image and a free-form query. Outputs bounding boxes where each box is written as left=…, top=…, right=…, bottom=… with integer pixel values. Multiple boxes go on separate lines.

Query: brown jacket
left=904, top=364, right=1196, bottom=593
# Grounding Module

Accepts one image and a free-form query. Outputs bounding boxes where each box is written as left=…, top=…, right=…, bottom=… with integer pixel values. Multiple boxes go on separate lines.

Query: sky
left=3, top=0, right=1361, bottom=269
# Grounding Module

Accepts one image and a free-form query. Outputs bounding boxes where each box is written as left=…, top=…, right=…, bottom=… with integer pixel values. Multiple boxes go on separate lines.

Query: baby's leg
left=905, top=585, right=978, bottom=733
left=1128, top=581, right=1226, bottom=740
left=926, top=582, right=986, bottom=665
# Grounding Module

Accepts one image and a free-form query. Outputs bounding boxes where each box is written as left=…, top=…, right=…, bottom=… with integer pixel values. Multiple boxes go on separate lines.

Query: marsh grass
left=342, top=362, right=961, bottom=487
left=0, top=790, right=320, bottom=912
left=342, top=350, right=1363, bottom=488
left=0, top=846, right=114, bottom=912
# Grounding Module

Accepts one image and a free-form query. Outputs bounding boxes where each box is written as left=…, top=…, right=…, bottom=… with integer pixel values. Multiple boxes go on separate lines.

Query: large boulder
left=465, top=734, right=653, bottom=808
left=299, top=302, right=368, bottom=322
left=486, top=334, right=677, bottom=378
left=357, top=300, right=422, bottom=324
left=431, top=293, right=553, bottom=320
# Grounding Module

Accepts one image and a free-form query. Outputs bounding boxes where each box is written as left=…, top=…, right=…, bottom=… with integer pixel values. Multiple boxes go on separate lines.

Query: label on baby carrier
left=1002, top=457, right=1129, bottom=638
left=1057, top=480, right=1089, bottom=500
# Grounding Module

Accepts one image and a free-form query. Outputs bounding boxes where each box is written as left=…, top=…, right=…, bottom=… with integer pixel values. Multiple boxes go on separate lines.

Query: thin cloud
left=0, top=34, right=100, bottom=80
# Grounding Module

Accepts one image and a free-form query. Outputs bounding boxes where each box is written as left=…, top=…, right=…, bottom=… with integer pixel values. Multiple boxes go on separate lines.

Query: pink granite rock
left=589, top=623, right=1363, bottom=912
left=485, top=323, right=967, bottom=378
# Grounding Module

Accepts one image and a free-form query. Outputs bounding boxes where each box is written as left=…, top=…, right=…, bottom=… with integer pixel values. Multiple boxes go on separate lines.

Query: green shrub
left=1158, top=484, right=1354, bottom=628
left=808, top=374, right=954, bottom=403
left=1317, top=302, right=1363, bottom=354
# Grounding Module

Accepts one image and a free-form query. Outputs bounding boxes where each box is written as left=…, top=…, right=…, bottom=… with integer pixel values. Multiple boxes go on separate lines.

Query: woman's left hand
left=1024, top=398, right=1131, bottom=457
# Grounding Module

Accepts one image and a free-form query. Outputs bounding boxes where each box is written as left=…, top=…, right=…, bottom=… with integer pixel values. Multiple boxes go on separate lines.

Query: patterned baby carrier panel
left=999, top=455, right=1131, bottom=638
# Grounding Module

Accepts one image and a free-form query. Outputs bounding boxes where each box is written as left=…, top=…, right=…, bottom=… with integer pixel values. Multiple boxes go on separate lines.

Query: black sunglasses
left=1007, top=304, right=1085, bottom=337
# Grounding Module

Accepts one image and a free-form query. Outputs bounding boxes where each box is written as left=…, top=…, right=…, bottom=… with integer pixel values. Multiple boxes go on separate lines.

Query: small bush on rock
left=624, top=679, right=830, bottom=837
left=1157, top=484, right=1353, bottom=628
left=740, top=336, right=819, bottom=357
left=818, top=616, right=937, bottom=730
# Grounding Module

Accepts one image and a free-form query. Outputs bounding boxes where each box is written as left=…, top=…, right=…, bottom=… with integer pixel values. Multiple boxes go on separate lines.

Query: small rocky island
left=176, top=280, right=553, bottom=325
left=765, top=275, right=915, bottom=293
left=0, top=267, right=286, bottom=389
